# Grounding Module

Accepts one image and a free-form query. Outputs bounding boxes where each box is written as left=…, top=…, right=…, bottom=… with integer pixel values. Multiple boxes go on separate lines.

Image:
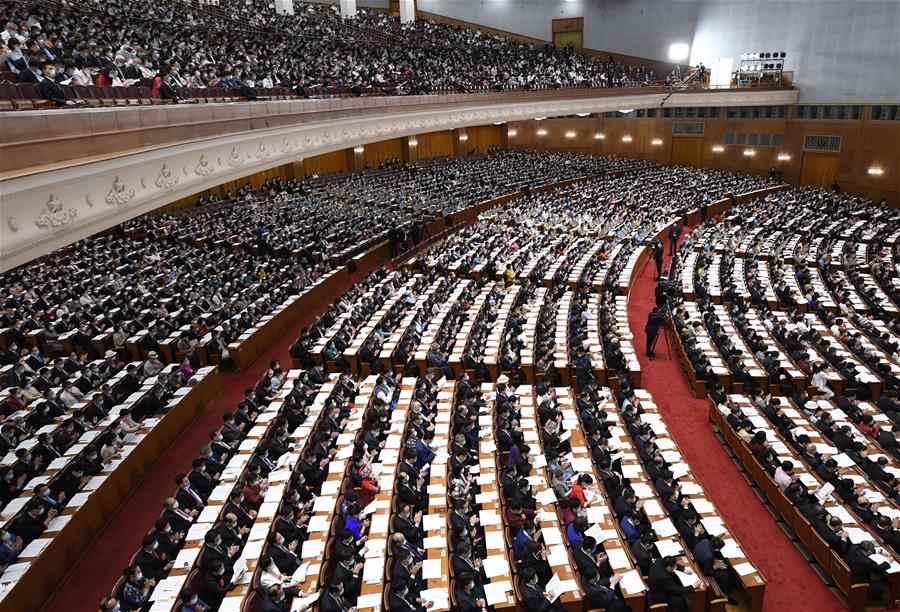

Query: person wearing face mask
left=4, top=38, right=25, bottom=74
left=198, top=559, right=232, bottom=609
left=318, top=581, right=353, bottom=612
left=390, top=578, right=429, bottom=612
left=179, top=590, right=209, bottom=612
left=133, top=534, right=173, bottom=582
left=62, top=60, right=91, bottom=85
left=119, top=565, right=154, bottom=612
left=1, top=22, right=24, bottom=44
left=36, top=60, right=68, bottom=107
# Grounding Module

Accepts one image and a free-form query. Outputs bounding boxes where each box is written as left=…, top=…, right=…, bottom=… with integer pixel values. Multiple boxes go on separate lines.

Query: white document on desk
left=547, top=544, right=569, bottom=567
left=482, top=554, right=509, bottom=578
left=676, top=569, right=700, bottom=588
left=485, top=530, right=505, bottom=550
left=421, top=587, right=450, bottom=611
left=363, top=557, right=384, bottom=584
left=536, top=488, right=558, bottom=506
left=356, top=592, right=381, bottom=610
left=607, top=547, right=631, bottom=570
left=422, top=558, right=443, bottom=580
left=541, top=527, right=563, bottom=546
left=619, top=568, right=645, bottom=592
left=733, top=561, right=756, bottom=576
left=423, top=514, right=444, bottom=532
left=483, top=580, right=513, bottom=606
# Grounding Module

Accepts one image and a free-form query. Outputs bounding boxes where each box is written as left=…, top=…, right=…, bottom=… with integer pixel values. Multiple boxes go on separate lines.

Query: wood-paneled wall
left=161, top=110, right=900, bottom=215
left=416, top=131, right=454, bottom=160
left=508, top=116, right=900, bottom=204
left=363, top=137, right=405, bottom=168
left=303, top=149, right=351, bottom=176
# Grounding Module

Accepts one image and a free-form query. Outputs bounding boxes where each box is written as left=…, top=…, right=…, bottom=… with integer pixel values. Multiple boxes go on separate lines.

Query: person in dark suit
left=519, top=566, right=563, bottom=612
left=668, top=222, right=682, bottom=255
left=454, top=574, right=487, bottom=612
left=846, top=541, right=890, bottom=601
left=162, top=497, right=195, bottom=533
left=582, top=566, right=628, bottom=612
left=268, top=532, right=301, bottom=575
left=648, top=556, right=691, bottom=611
left=645, top=307, right=666, bottom=359
left=133, top=534, right=172, bottom=582
left=175, top=473, right=205, bottom=513
left=653, top=240, right=664, bottom=279
left=318, top=582, right=352, bottom=612
left=389, top=578, right=427, bottom=612
left=36, top=61, right=68, bottom=107
left=198, top=560, right=231, bottom=609
left=693, top=536, right=738, bottom=604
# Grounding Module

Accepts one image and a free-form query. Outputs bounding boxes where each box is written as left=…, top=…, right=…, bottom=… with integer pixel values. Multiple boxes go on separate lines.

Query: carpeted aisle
left=45, top=271, right=368, bottom=612
left=626, top=234, right=844, bottom=612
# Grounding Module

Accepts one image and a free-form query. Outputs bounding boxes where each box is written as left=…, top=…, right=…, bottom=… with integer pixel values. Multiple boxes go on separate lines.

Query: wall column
left=340, top=0, right=357, bottom=19
left=399, top=0, right=415, bottom=23
left=273, top=0, right=294, bottom=15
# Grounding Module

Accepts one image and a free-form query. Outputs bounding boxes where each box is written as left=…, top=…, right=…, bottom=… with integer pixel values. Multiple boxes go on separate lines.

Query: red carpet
left=45, top=272, right=368, bottom=612
left=626, top=234, right=844, bottom=612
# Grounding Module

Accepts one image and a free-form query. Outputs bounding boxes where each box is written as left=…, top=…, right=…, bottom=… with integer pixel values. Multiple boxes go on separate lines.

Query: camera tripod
left=651, top=317, right=673, bottom=360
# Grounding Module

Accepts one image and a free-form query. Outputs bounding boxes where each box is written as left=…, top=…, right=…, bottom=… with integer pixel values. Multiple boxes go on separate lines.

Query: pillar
left=399, top=0, right=415, bottom=23
left=273, top=0, right=294, bottom=16
left=405, top=135, right=418, bottom=163
left=340, top=0, right=357, bottom=19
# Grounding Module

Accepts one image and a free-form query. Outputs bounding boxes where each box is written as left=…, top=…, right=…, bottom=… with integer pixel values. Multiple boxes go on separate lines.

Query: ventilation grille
left=803, top=135, right=842, bottom=152
left=672, top=122, right=705, bottom=136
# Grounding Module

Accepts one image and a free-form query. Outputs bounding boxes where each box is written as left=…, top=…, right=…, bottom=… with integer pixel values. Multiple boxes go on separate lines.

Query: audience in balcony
left=0, top=0, right=657, bottom=101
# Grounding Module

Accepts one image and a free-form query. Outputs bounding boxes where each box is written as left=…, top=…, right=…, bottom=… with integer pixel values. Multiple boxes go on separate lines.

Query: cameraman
left=645, top=307, right=666, bottom=359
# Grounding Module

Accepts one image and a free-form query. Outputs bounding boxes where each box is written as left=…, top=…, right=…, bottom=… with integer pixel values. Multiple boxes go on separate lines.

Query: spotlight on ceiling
left=508, top=129, right=518, bottom=137
left=777, top=153, right=791, bottom=161
left=353, top=146, right=364, bottom=153
left=668, top=42, right=690, bottom=62
left=594, top=133, right=605, bottom=140
left=458, top=133, right=469, bottom=141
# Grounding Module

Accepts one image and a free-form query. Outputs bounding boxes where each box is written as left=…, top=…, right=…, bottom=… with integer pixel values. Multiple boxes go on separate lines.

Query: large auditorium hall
left=2, top=2, right=900, bottom=612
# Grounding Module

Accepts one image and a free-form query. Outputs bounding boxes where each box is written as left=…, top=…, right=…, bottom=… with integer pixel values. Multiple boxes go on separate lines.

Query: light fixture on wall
left=868, top=166, right=885, bottom=176
left=668, top=42, right=690, bottom=62
left=576, top=112, right=591, bottom=117
left=408, top=138, right=418, bottom=147
left=618, top=109, right=634, bottom=115
left=458, top=133, right=469, bottom=142
left=536, top=128, right=548, bottom=136
left=534, top=116, right=546, bottom=121
left=776, top=153, right=791, bottom=161
left=712, top=145, right=725, bottom=153
left=508, top=129, right=518, bottom=137
left=743, top=149, right=756, bottom=157
left=621, top=134, right=633, bottom=143
left=565, top=131, right=577, bottom=139
left=353, top=146, right=364, bottom=153
left=594, top=133, right=605, bottom=140
left=493, top=121, right=504, bottom=126
left=651, top=138, right=663, bottom=146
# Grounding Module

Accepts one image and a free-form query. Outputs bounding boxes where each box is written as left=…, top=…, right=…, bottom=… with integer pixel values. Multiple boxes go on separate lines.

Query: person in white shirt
left=1, top=22, right=25, bottom=44
left=259, top=555, right=319, bottom=610
left=811, top=363, right=834, bottom=399
left=773, top=460, right=794, bottom=490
